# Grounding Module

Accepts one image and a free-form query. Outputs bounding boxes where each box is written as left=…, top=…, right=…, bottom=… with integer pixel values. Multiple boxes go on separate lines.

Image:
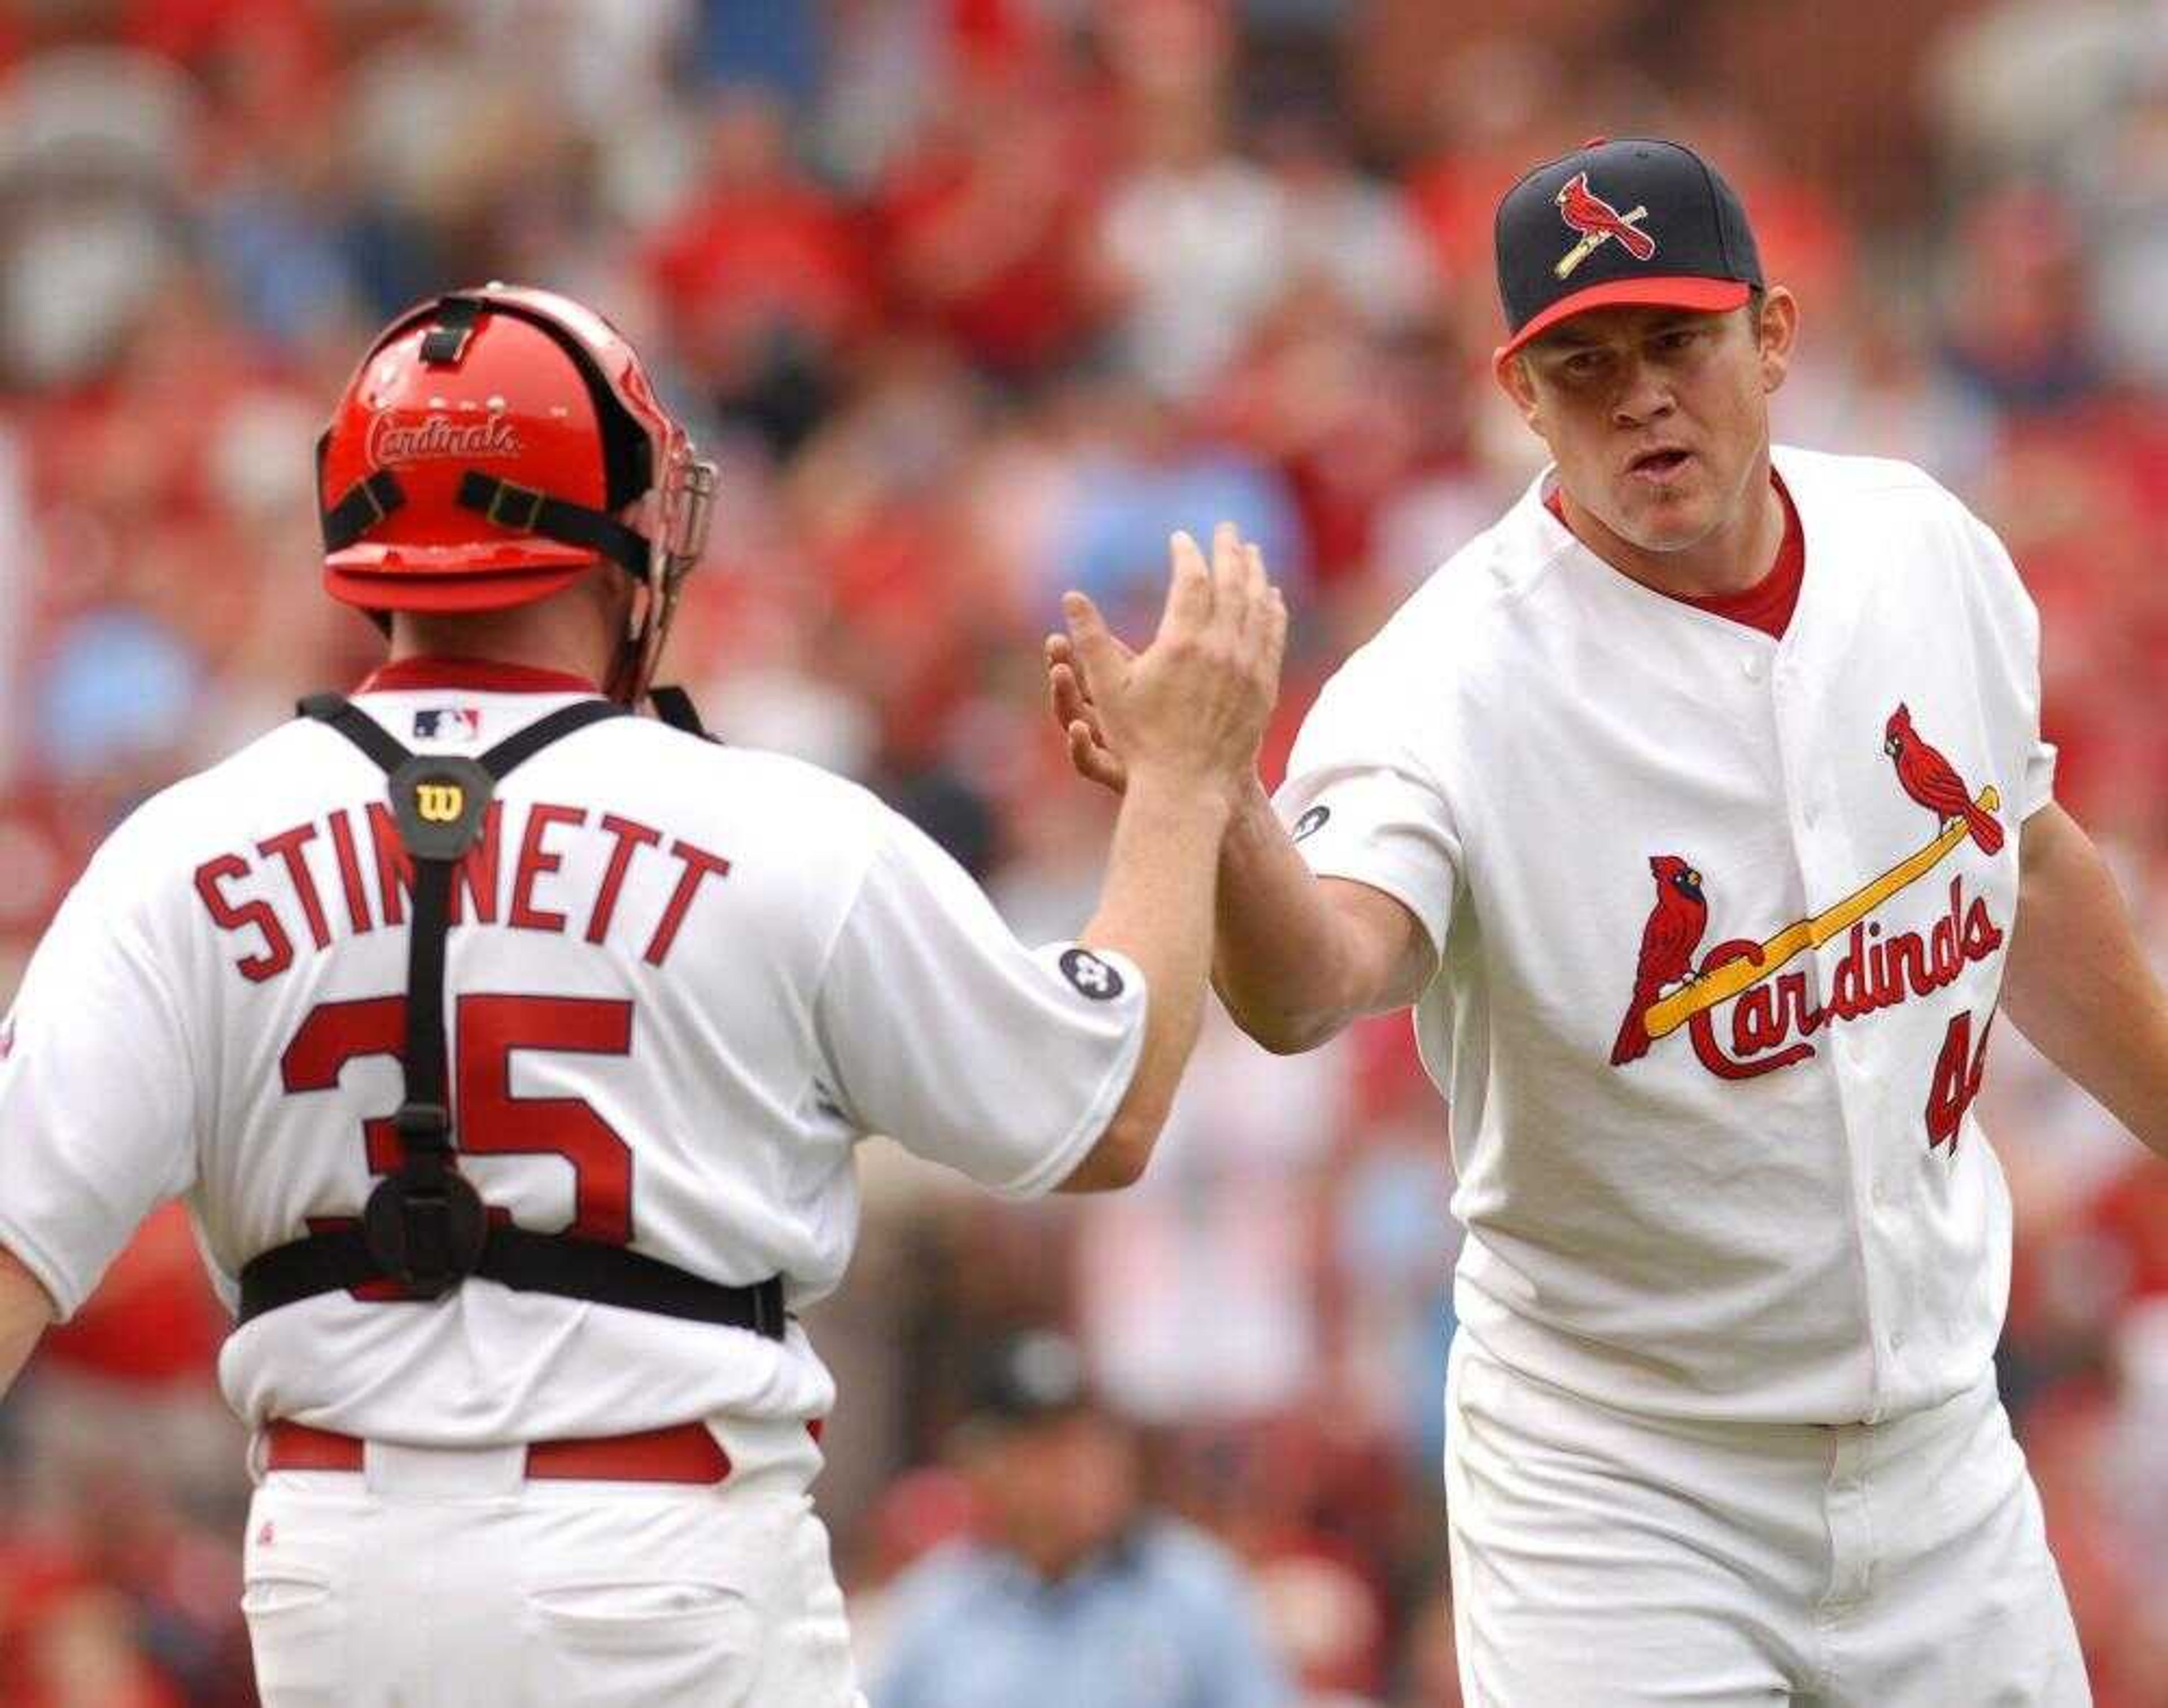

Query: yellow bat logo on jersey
left=1608, top=700, right=2016, bottom=1150
left=415, top=781, right=465, bottom=824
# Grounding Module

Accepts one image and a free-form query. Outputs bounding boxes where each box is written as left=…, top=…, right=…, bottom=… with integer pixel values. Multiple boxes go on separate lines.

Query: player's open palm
left=1047, top=523, right=1284, bottom=802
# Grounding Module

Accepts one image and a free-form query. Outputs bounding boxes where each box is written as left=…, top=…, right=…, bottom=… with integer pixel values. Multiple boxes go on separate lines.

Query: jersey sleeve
left=1273, top=645, right=1464, bottom=954
left=812, top=807, right=1146, bottom=1198
left=1959, top=505, right=2057, bottom=818
left=0, top=841, right=200, bottom=1320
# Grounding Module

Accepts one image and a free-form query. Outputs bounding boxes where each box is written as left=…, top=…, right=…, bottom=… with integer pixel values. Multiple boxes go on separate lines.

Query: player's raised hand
left=1048, top=522, right=1285, bottom=807
left=1044, top=623, right=1130, bottom=793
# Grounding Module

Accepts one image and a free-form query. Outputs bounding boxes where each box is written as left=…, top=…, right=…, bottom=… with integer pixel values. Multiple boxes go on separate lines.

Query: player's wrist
left=1210, top=770, right=1279, bottom=851
left=1120, top=758, right=1244, bottom=825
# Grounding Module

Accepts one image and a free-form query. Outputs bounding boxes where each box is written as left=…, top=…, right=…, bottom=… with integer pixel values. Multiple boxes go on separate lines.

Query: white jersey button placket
left=1778, top=659, right=1895, bottom=1420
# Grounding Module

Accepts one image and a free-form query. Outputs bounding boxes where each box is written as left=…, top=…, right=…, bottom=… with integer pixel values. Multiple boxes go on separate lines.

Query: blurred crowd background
left=0, top=0, right=2163, bottom=1703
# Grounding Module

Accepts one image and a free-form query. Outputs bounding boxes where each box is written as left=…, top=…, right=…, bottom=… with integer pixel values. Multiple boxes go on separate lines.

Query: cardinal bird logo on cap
left=1555, top=172, right=1656, bottom=279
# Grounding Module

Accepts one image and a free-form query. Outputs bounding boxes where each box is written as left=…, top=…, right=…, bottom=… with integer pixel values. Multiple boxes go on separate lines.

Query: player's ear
left=1492, top=346, right=1543, bottom=432
left=1755, top=287, right=1799, bottom=394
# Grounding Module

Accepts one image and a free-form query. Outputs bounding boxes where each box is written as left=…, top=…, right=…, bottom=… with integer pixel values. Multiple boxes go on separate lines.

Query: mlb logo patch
left=414, top=706, right=482, bottom=742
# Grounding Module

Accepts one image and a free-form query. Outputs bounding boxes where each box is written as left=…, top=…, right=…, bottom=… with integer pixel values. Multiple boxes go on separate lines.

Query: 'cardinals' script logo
left=1610, top=706, right=2009, bottom=1148
left=368, top=412, right=522, bottom=467
left=1554, top=173, right=1656, bottom=279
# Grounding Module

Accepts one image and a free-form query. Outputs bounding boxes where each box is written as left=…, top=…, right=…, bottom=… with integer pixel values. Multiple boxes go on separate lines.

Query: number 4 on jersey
left=1925, top=1008, right=1994, bottom=1154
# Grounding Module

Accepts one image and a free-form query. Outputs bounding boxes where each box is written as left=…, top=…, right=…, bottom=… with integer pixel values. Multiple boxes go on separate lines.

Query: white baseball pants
left=241, top=1417, right=866, bottom=1708
left=1444, top=1333, right=2088, bottom=1706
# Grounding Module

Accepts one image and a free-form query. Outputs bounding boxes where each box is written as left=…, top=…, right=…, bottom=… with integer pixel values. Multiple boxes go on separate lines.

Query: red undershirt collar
left=1546, top=472, right=1805, bottom=641
left=356, top=657, right=602, bottom=695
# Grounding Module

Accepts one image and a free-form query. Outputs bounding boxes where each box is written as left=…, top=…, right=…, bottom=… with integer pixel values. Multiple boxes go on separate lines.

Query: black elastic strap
left=303, top=684, right=482, bottom=1142
left=419, top=297, right=482, bottom=366
left=648, top=685, right=714, bottom=739
left=400, top=859, right=454, bottom=1150
left=480, top=1229, right=785, bottom=1333
left=320, top=470, right=406, bottom=553
left=237, top=1227, right=788, bottom=1335
left=301, top=692, right=628, bottom=778
left=478, top=698, right=628, bottom=778
left=299, top=692, right=413, bottom=772
left=456, top=472, right=652, bottom=579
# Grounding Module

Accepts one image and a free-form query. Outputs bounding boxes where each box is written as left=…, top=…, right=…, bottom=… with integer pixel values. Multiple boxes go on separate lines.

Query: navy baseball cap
left=967, top=1330, right=1092, bottom=1426
left=1495, top=137, right=1764, bottom=357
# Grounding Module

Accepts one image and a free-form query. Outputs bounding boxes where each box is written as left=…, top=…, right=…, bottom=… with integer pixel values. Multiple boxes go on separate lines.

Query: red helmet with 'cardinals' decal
left=316, top=284, right=716, bottom=700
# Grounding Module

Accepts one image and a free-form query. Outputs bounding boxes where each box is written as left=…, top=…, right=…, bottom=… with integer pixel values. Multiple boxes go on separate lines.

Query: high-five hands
left=1045, top=522, right=1284, bottom=805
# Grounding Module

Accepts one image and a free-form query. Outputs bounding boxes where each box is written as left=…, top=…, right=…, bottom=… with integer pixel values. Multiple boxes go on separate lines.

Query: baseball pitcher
left=1049, top=138, right=2168, bottom=1705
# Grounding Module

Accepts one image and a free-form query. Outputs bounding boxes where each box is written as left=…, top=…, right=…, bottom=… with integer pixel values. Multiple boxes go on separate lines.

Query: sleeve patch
left=1059, top=948, right=1126, bottom=1001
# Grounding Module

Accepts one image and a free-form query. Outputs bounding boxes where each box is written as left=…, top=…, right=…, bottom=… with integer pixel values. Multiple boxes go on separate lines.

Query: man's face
left=969, top=1411, right=1138, bottom=1580
left=1496, top=293, right=1797, bottom=557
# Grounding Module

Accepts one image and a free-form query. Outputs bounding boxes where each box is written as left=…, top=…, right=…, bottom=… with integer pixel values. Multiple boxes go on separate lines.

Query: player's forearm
left=2001, top=807, right=2168, bottom=1155
left=0, top=1242, right=55, bottom=1398
left=1209, top=778, right=1367, bottom=1053
left=1068, top=765, right=1234, bottom=1185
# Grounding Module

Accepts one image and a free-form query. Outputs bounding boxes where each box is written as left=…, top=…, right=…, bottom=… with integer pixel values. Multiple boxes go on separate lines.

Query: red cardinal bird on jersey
left=1884, top=704, right=2004, bottom=855
left=1611, top=855, right=1709, bottom=1066
left=1557, top=172, right=1657, bottom=261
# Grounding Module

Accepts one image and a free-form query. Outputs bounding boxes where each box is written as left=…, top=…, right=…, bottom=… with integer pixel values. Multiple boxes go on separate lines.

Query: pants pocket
left=522, top=1579, right=759, bottom=1707
left=243, top=1569, right=346, bottom=1707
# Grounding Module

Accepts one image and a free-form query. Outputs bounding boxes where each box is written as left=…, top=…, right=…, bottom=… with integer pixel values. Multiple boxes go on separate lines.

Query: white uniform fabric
left=1445, top=1332, right=2086, bottom=1706
left=1274, top=446, right=2083, bottom=1704
left=0, top=668, right=1147, bottom=1708
left=0, top=677, right=1144, bottom=1444
left=244, top=1416, right=864, bottom=1708
left=1277, top=446, right=2053, bottom=1429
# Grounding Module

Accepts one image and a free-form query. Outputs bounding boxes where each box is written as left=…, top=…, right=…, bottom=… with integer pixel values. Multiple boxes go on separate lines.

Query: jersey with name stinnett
left=1275, top=446, right=2055, bottom=1426
left=0, top=663, right=1146, bottom=1444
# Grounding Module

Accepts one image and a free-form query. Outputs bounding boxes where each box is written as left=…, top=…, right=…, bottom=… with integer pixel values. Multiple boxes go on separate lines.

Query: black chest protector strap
left=646, top=684, right=712, bottom=739
left=236, top=693, right=785, bottom=1339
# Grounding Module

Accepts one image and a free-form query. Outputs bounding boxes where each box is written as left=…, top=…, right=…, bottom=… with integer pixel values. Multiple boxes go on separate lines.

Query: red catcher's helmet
left=317, top=284, right=716, bottom=699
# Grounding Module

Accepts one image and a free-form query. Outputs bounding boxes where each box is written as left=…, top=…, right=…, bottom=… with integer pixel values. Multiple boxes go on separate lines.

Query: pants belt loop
left=364, top=1440, right=527, bottom=1499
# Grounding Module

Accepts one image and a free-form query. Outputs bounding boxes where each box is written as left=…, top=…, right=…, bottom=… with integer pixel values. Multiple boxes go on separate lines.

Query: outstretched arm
left=1206, top=777, right=1435, bottom=1054
left=1055, top=525, right=1286, bottom=1186
left=814, top=527, right=1284, bottom=1200
left=1049, top=580, right=1433, bottom=1058
left=0, top=1242, right=55, bottom=1399
left=2000, top=802, right=2168, bottom=1155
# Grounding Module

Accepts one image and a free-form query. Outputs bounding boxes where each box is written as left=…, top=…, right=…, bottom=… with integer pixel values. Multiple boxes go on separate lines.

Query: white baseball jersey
left=0, top=660, right=1146, bottom=1444
left=1275, top=445, right=2056, bottom=1426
